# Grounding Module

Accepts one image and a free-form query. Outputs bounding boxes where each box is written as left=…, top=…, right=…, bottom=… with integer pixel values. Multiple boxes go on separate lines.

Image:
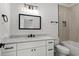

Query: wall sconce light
left=22, top=3, right=39, bottom=15
left=2, top=14, right=8, bottom=23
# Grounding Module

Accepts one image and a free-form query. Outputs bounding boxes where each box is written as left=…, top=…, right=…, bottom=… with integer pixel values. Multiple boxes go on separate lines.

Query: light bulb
left=21, top=4, right=39, bottom=15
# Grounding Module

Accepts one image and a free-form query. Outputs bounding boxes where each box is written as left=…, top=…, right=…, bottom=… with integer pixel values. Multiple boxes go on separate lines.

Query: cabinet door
left=17, top=46, right=46, bottom=56
left=47, top=49, right=54, bottom=56
left=0, top=49, right=1, bottom=56
left=34, top=46, right=46, bottom=56
left=17, top=49, right=34, bottom=56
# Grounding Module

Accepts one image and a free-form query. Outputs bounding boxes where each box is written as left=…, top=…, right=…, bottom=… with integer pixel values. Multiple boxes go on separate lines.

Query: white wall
left=0, top=3, right=10, bottom=42
left=10, top=3, right=58, bottom=38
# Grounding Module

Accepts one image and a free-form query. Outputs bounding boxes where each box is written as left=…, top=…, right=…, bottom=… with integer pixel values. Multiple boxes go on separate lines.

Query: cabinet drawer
left=17, top=41, right=46, bottom=50
left=47, top=45, right=54, bottom=50
left=2, top=51, right=16, bottom=56
left=47, top=40, right=54, bottom=46
left=47, top=50, right=54, bottom=56
left=47, top=40, right=54, bottom=56
left=2, top=44, right=16, bottom=52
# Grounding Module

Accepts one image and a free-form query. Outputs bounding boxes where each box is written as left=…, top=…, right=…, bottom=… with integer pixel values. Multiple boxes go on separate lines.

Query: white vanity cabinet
left=17, top=41, right=46, bottom=56
left=1, top=39, right=54, bottom=56
left=17, top=46, right=46, bottom=56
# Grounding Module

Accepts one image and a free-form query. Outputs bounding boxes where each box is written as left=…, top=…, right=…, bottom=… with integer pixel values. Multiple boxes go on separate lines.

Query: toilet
left=56, top=45, right=70, bottom=56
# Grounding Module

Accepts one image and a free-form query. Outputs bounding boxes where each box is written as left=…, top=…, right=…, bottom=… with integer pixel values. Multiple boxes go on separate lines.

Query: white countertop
left=2, top=36, right=57, bottom=44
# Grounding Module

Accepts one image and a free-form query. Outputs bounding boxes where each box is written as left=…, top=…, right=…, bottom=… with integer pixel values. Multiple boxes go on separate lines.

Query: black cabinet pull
left=31, top=49, right=36, bottom=52
left=4, top=47, right=14, bottom=50
left=48, top=42, right=53, bottom=44
left=31, top=49, right=33, bottom=52
left=48, top=49, right=53, bottom=51
left=34, top=49, right=36, bottom=51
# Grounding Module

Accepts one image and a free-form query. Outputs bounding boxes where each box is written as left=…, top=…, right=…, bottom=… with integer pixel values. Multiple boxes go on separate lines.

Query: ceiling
left=59, top=3, right=76, bottom=7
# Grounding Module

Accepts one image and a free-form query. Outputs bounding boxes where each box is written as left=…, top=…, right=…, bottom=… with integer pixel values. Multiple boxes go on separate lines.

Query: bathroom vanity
left=1, top=37, right=55, bottom=56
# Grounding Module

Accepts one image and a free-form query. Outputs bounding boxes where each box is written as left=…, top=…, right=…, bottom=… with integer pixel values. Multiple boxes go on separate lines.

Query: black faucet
left=28, top=34, right=35, bottom=38
left=0, top=43, right=5, bottom=48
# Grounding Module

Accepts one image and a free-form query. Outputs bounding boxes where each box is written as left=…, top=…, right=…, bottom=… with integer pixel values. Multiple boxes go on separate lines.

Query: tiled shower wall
left=69, top=4, right=79, bottom=42
left=59, top=5, right=70, bottom=41
left=59, top=4, right=79, bottom=42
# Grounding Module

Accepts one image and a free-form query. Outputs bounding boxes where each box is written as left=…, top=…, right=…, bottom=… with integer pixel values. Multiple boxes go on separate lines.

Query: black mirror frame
left=19, top=14, right=41, bottom=30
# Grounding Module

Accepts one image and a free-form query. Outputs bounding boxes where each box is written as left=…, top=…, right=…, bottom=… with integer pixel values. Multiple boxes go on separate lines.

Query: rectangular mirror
left=19, top=14, right=41, bottom=30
